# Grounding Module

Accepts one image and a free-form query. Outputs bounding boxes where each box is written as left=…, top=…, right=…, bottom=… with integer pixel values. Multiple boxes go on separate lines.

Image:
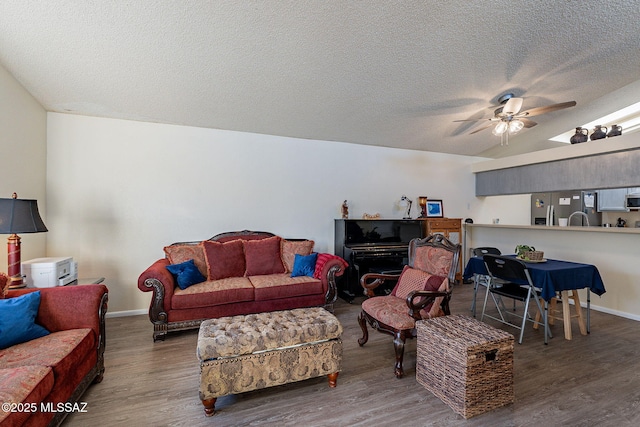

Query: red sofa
left=138, top=230, right=347, bottom=341
left=0, top=284, right=108, bottom=427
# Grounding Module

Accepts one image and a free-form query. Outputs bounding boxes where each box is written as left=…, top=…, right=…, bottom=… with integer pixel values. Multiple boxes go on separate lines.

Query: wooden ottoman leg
left=328, top=372, right=339, bottom=388
left=202, top=398, right=217, bottom=417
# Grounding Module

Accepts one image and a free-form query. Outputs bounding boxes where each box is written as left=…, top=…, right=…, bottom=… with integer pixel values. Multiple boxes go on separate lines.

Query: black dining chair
left=480, top=254, right=550, bottom=344
left=469, top=247, right=502, bottom=317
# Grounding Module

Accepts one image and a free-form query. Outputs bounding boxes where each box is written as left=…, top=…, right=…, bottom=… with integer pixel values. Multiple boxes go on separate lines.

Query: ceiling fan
left=455, top=93, right=576, bottom=144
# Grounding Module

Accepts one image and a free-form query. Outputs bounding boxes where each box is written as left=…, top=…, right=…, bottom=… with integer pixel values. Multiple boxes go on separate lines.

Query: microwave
left=626, top=194, right=640, bottom=209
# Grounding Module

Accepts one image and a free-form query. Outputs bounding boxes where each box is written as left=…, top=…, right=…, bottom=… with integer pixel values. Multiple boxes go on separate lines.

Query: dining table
left=463, top=255, right=606, bottom=340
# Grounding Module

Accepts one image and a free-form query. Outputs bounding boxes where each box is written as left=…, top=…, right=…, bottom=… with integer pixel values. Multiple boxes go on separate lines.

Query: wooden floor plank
left=63, top=283, right=640, bottom=426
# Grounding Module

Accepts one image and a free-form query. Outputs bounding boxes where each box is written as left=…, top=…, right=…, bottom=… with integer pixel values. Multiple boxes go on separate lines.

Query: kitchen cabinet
left=597, top=188, right=629, bottom=212
left=421, top=218, right=462, bottom=281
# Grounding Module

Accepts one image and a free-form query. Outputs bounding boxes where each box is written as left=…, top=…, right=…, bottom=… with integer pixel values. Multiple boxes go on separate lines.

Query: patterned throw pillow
left=164, top=244, right=207, bottom=277
left=202, top=239, right=246, bottom=280
left=392, top=265, right=447, bottom=300
left=281, top=239, right=315, bottom=273
left=243, top=236, right=285, bottom=276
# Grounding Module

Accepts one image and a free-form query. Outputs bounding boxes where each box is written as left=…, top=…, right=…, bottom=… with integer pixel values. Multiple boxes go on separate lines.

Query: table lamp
left=418, top=196, right=428, bottom=218
left=0, top=193, right=48, bottom=289
left=399, top=195, right=413, bottom=219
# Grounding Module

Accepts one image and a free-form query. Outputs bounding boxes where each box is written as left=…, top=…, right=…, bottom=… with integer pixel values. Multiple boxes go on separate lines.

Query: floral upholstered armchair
left=357, top=234, right=461, bottom=378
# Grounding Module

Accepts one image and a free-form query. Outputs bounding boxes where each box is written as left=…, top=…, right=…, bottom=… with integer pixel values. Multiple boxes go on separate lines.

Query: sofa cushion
left=166, top=259, right=206, bottom=290
left=172, top=277, right=255, bottom=309
left=243, top=236, right=285, bottom=276
left=202, top=239, right=246, bottom=280
left=0, top=366, right=54, bottom=426
left=291, top=253, right=318, bottom=277
left=0, top=328, right=95, bottom=371
left=281, top=239, right=314, bottom=273
left=0, top=291, right=50, bottom=350
left=164, top=243, right=207, bottom=277
left=0, top=328, right=96, bottom=405
left=249, top=273, right=324, bottom=301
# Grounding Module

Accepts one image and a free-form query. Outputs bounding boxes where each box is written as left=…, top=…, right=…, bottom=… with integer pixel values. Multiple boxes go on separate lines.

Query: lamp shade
left=0, top=197, right=48, bottom=234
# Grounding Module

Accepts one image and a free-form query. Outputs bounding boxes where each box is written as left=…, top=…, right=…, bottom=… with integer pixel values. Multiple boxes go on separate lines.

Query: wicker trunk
left=416, top=314, right=514, bottom=419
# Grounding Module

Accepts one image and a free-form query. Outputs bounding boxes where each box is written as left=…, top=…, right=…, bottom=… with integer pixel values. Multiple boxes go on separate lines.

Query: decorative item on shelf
left=341, top=200, right=349, bottom=219
left=0, top=193, right=48, bottom=289
left=426, top=199, right=444, bottom=218
left=607, top=124, right=622, bottom=137
left=590, top=125, right=608, bottom=141
left=418, top=196, right=428, bottom=218
left=514, top=245, right=543, bottom=261
left=570, top=127, right=589, bottom=144
left=399, top=195, right=413, bottom=219
left=616, top=217, right=626, bottom=227
left=362, top=213, right=381, bottom=220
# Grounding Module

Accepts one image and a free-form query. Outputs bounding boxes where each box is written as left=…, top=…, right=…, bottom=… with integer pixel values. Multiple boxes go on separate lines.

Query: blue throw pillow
left=0, top=291, right=50, bottom=350
left=166, top=259, right=206, bottom=290
left=291, top=253, right=318, bottom=278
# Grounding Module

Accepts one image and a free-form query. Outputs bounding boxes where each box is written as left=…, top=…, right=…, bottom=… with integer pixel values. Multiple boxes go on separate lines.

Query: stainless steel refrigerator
left=531, top=191, right=601, bottom=226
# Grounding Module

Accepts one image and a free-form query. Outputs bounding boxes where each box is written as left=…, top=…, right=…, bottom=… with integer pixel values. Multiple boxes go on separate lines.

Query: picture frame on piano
left=426, top=199, right=443, bottom=218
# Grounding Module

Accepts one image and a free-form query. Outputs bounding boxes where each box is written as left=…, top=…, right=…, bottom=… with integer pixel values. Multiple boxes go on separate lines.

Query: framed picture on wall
left=426, top=200, right=443, bottom=218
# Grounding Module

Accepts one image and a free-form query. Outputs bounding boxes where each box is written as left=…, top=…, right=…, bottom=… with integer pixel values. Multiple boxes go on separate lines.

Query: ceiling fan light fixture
left=492, top=121, right=508, bottom=135
left=509, top=119, right=524, bottom=134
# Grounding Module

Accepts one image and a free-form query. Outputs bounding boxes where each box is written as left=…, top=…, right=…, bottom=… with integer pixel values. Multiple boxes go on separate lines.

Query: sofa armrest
left=315, top=254, right=347, bottom=309
left=7, top=285, right=108, bottom=336
left=137, top=258, right=176, bottom=340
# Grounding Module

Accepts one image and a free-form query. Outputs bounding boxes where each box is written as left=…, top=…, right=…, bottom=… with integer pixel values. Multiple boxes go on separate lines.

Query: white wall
left=46, top=113, right=482, bottom=313
left=0, top=65, right=47, bottom=268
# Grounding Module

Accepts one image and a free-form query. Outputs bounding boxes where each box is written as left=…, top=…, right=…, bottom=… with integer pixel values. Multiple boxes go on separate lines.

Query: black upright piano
left=334, top=219, right=426, bottom=301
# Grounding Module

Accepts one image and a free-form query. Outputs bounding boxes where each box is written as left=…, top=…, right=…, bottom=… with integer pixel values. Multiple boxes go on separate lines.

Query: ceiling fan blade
left=520, top=118, right=537, bottom=128
left=453, top=118, right=495, bottom=122
left=469, top=123, right=495, bottom=134
left=503, top=97, right=523, bottom=115
left=519, top=101, right=577, bottom=117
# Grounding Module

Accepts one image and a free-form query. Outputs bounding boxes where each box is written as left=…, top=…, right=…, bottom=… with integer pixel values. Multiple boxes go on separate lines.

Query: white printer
left=21, top=257, right=78, bottom=288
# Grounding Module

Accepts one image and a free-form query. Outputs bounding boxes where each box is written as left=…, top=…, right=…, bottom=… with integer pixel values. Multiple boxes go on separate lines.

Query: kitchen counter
left=463, top=222, right=640, bottom=321
left=464, top=223, right=640, bottom=233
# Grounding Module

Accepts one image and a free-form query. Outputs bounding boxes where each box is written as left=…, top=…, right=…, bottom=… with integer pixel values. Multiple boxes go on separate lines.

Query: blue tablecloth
left=463, top=255, right=606, bottom=301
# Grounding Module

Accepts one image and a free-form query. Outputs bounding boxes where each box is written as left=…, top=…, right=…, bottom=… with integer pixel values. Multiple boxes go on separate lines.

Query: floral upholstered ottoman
left=197, top=307, right=343, bottom=416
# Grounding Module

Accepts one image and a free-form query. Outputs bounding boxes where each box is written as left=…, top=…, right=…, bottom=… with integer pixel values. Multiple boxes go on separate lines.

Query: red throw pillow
left=392, top=266, right=446, bottom=300
left=243, top=236, right=285, bottom=276
left=202, top=239, right=246, bottom=280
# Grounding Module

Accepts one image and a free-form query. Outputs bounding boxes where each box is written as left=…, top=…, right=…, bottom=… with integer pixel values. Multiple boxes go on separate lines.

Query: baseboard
left=585, top=303, right=640, bottom=322
left=106, top=309, right=147, bottom=318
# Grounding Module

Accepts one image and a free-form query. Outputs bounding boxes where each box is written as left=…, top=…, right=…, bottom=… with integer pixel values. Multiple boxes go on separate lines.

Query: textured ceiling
left=1, top=1, right=640, bottom=158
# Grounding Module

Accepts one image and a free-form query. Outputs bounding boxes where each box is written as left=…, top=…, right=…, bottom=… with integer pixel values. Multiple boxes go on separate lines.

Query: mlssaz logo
left=40, top=402, right=89, bottom=413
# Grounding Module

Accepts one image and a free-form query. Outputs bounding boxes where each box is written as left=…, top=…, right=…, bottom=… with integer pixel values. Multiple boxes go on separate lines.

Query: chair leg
left=357, top=310, right=369, bottom=346
left=393, top=331, right=406, bottom=379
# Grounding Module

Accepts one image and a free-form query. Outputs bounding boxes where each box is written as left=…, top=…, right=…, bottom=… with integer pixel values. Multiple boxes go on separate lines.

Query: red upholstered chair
left=357, top=234, right=461, bottom=378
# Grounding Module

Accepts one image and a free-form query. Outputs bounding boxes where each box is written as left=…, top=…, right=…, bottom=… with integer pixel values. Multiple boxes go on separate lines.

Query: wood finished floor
left=63, top=283, right=640, bottom=427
